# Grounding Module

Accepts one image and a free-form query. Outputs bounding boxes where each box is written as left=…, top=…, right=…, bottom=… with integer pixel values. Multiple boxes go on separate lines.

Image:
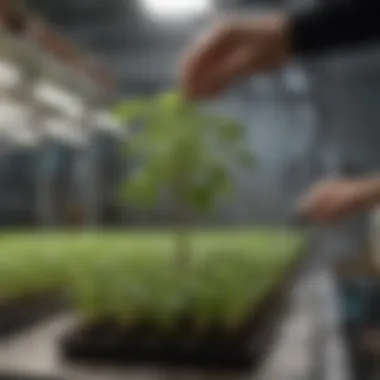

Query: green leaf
left=186, top=165, right=232, bottom=212
left=158, top=91, right=185, bottom=110
left=237, top=150, right=256, bottom=167
left=114, top=98, right=150, bottom=123
left=188, top=183, right=215, bottom=212
left=218, top=120, right=243, bottom=142
left=117, top=90, right=252, bottom=221
left=122, top=168, right=161, bottom=207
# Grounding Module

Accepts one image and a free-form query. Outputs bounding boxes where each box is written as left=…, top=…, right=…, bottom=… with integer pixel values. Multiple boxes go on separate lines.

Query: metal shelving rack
left=0, top=2, right=352, bottom=379
left=0, top=0, right=120, bottom=228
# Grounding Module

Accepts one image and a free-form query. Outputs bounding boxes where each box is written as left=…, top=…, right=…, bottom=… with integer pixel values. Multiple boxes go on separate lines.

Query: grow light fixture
left=0, top=100, right=29, bottom=127
left=139, top=0, right=212, bottom=20
left=0, top=101, right=37, bottom=148
left=33, top=81, right=85, bottom=119
left=44, top=117, right=87, bottom=147
left=10, top=126, right=38, bottom=148
left=94, top=111, right=125, bottom=137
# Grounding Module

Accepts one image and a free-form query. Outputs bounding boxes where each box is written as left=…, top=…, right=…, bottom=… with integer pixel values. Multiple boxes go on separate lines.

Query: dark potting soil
left=61, top=303, right=281, bottom=372
left=61, top=251, right=308, bottom=372
left=0, top=292, right=65, bottom=338
left=0, top=372, right=65, bottom=380
left=63, top=323, right=253, bottom=371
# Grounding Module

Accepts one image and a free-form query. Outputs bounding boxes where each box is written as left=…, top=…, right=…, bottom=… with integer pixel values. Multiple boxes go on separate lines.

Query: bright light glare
left=0, top=102, right=37, bottom=147
left=33, top=81, right=84, bottom=119
left=44, top=118, right=87, bottom=147
left=140, top=0, right=211, bottom=19
left=0, top=60, right=22, bottom=89
left=94, top=111, right=124, bottom=137
left=0, top=100, right=29, bottom=127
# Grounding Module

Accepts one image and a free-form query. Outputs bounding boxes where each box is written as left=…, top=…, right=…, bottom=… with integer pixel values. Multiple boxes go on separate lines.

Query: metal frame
left=0, top=24, right=118, bottom=228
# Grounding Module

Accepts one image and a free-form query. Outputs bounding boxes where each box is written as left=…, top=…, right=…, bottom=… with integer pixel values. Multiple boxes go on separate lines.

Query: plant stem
left=172, top=168, right=192, bottom=270
left=174, top=203, right=191, bottom=270
left=175, top=226, right=191, bottom=270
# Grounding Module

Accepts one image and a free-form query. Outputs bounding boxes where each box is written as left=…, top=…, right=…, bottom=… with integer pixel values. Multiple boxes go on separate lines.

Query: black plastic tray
left=0, top=372, right=65, bottom=380
left=61, top=247, right=308, bottom=373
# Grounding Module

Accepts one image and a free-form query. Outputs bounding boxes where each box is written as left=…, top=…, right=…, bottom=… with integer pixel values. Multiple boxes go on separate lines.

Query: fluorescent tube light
left=33, top=81, right=85, bottom=119
left=94, top=111, right=124, bottom=137
left=140, top=0, right=211, bottom=20
left=44, top=117, right=87, bottom=147
left=0, top=60, right=22, bottom=89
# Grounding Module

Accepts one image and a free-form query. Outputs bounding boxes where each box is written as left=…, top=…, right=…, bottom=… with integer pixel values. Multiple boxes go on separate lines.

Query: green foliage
left=114, top=98, right=149, bottom=123
left=0, top=237, right=66, bottom=301
left=115, top=91, right=255, bottom=214
left=0, top=230, right=306, bottom=330
left=62, top=230, right=306, bottom=330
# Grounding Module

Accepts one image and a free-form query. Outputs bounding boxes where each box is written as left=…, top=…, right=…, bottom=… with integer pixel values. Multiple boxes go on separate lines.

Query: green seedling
left=116, top=91, right=255, bottom=268
left=0, top=229, right=306, bottom=331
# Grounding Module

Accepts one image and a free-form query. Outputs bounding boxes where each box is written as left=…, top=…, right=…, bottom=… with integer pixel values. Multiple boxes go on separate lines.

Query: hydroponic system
left=0, top=1, right=315, bottom=378
left=0, top=88, right=309, bottom=374
left=60, top=92, right=308, bottom=371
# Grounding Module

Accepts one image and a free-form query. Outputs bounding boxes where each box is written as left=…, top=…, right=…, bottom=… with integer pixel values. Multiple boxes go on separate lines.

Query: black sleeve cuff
left=290, top=1, right=380, bottom=57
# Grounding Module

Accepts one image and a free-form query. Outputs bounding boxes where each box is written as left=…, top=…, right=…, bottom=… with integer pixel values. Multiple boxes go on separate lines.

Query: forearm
left=290, top=0, right=380, bottom=56
left=355, top=177, right=380, bottom=210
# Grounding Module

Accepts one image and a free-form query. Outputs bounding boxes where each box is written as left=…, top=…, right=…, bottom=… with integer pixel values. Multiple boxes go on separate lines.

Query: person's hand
left=180, top=13, right=291, bottom=100
left=296, top=179, right=371, bottom=224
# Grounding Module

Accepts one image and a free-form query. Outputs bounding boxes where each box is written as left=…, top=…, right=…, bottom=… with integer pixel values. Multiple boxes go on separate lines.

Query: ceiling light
left=33, top=81, right=85, bottom=119
left=94, top=111, right=125, bottom=137
left=139, top=0, right=212, bottom=20
left=0, top=60, right=22, bottom=89
left=44, top=118, right=87, bottom=147
left=0, top=100, right=29, bottom=127
left=10, top=126, right=38, bottom=148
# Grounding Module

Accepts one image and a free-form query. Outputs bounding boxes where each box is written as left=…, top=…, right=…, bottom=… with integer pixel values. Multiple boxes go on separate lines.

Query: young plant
left=0, top=230, right=306, bottom=331
left=115, top=91, right=254, bottom=267
left=64, top=230, right=306, bottom=331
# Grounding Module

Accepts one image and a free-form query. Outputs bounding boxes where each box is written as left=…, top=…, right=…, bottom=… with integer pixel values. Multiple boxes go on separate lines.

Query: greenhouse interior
left=0, top=0, right=379, bottom=379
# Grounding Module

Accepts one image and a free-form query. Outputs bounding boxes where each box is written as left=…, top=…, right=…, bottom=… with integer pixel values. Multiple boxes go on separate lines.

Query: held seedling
left=116, top=91, right=255, bottom=267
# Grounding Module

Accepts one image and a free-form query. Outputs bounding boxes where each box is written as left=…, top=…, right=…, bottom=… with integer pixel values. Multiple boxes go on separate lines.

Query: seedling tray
left=0, top=292, right=65, bottom=338
left=61, top=250, right=307, bottom=373
left=0, top=372, right=65, bottom=380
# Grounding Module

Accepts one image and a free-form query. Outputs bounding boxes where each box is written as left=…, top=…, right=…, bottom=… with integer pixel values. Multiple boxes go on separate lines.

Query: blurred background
left=0, top=0, right=380, bottom=379
left=0, top=0, right=374, bottom=252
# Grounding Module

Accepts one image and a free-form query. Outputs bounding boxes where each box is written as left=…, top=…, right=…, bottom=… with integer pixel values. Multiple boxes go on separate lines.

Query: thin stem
left=174, top=205, right=191, bottom=270
left=172, top=172, right=192, bottom=270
